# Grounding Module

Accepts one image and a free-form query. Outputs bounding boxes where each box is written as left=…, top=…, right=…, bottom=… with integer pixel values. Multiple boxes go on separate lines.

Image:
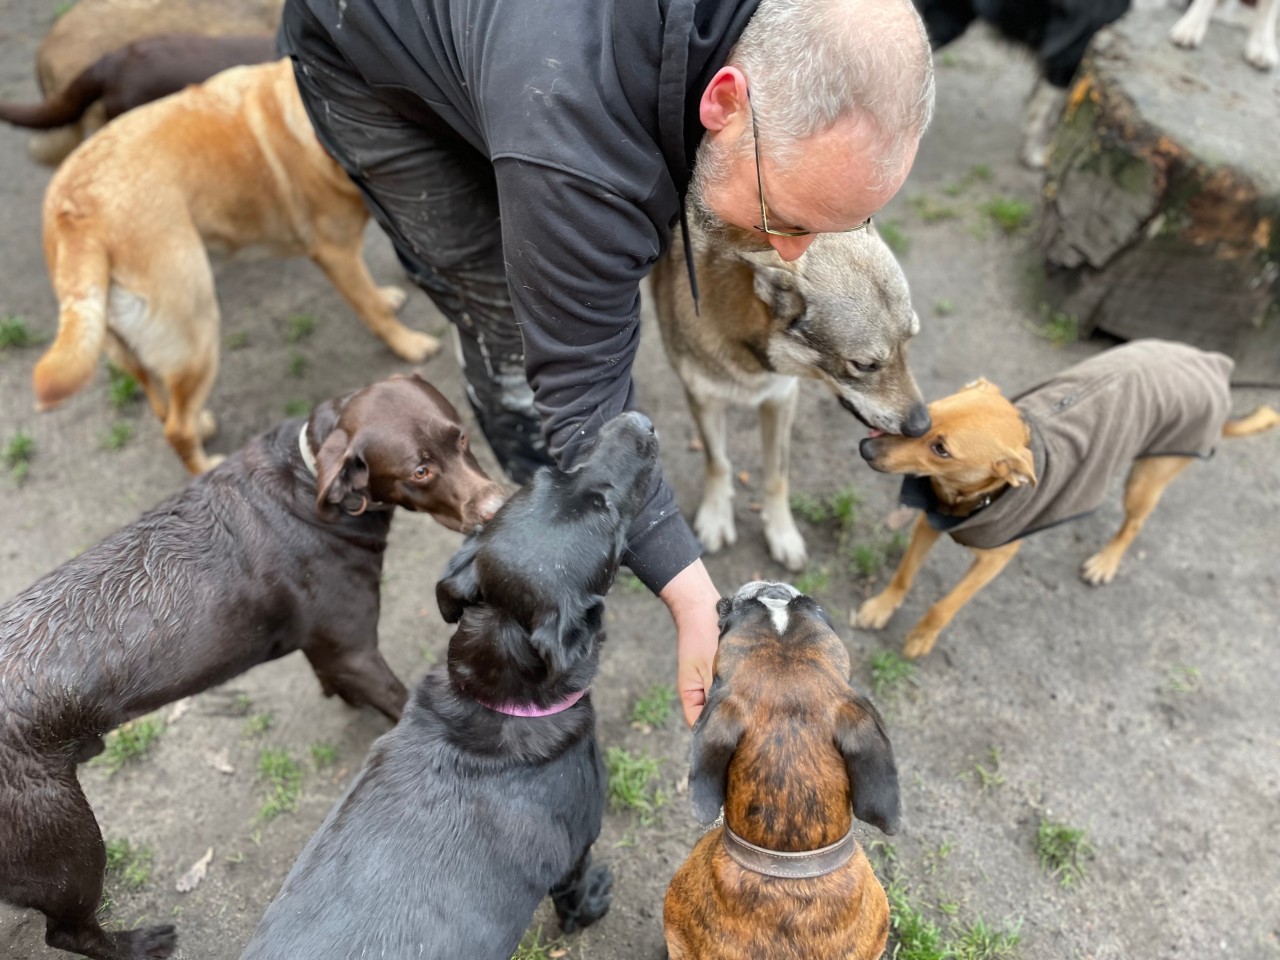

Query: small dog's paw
left=379, top=285, right=409, bottom=312
left=902, top=624, right=940, bottom=660
left=855, top=593, right=900, bottom=631
left=1245, top=35, right=1278, bottom=70
left=197, top=409, right=218, bottom=441
left=763, top=514, right=807, bottom=573
left=694, top=497, right=736, bottom=554
left=1169, top=14, right=1209, bottom=48
left=390, top=330, right=442, bottom=364
left=558, top=863, right=613, bottom=934
left=1080, top=550, right=1121, bottom=586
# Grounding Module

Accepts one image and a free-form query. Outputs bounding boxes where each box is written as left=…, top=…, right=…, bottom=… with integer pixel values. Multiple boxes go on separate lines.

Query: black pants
left=284, top=33, right=554, bottom=484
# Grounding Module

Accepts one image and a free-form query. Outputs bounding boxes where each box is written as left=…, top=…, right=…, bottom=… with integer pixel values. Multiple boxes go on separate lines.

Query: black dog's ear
left=529, top=595, right=604, bottom=678
left=315, top=428, right=370, bottom=519
left=835, top=693, right=901, bottom=834
left=688, top=678, right=744, bottom=824
left=436, top=533, right=484, bottom=623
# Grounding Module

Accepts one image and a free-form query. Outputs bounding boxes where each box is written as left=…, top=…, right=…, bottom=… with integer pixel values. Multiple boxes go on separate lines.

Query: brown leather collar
left=721, top=824, right=857, bottom=880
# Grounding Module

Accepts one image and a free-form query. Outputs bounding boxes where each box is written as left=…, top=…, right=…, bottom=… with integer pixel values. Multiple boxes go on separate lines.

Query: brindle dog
left=664, top=580, right=899, bottom=960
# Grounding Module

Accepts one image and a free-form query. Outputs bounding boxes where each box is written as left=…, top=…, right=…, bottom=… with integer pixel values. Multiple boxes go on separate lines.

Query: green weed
left=968, top=746, right=1006, bottom=792
left=629, top=684, right=677, bottom=730
left=606, top=747, right=666, bottom=825
left=878, top=220, right=911, bottom=255
left=1036, top=817, right=1094, bottom=888
left=288, top=352, right=307, bottom=379
left=4, top=430, right=35, bottom=484
left=935, top=298, right=956, bottom=317
left=257, top=748, right=304, bottom=820
left=104, top=423, right=134, bottom=451
left=511, top=925, right=568, bottom=960
left=93, top=716, right=165, bottom=775
left=620, top=573, right=647, bottom=595
left=285, top=314, right=317, bottom=343
left=243, top=712, right=274, bottom=739
left=909, top=196, right=960, bottom=224
left=225, top=331, right=250, bottom=350
left=0, top=315, right=40, bottom=349
left=1035, top=305, right=1079, bottom=347
left=310, top=743, right=339, bottom=769
left=951, top=917, right=1023, bottom=960
left=283, top=398, right=312, bottom=417
left=981, top=197, right=1033, bottom=235
left=107, top=364, right=141, bottom=409
left=870, top=650, right=915, bottom=699
left=104, top=838, right=153, bottom=890
left=1164, top=663, right=1201, bottom=695
left=793, top=565, right=831, bottom=597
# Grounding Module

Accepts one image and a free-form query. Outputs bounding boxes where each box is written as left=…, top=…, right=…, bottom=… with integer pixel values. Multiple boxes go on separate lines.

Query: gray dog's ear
left=529, top=595, right=605, bottom=678
left=740, top=255, right=805, bottom=323
left=436, top=533, right=484, bottom=623
left=315, top=428, right=369, bottom=519
left=688, top=677, right=743, bottom=824
left=835, top=693, right=901, bottom=834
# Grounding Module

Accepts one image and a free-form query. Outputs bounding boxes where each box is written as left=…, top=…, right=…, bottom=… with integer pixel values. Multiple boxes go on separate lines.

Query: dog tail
left=33, top=231, right=111, bottom=411
left=1223, top=406, right=1280, bottom=438
left=0, top=56, right=110, bottom=130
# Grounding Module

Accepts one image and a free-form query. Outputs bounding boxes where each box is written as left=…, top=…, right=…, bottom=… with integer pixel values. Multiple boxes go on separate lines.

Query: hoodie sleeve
left=494, top=156, right=703, bottom=593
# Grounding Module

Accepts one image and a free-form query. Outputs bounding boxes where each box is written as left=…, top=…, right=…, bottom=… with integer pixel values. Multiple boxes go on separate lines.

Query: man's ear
left=315, top=428, right=370, bottom=518
left=528, top=596, right=604, bottom=678
left=963, top=377, right=1002, bottom=395
left=688, top=677, right=744, bottom=824
left=435, top=533, right=484, bottom=623
left=835, top=693, right=901, bottom=835
left=992, top=446, right=1037, bottom=487
left=740, top=256, right=805, bottom=324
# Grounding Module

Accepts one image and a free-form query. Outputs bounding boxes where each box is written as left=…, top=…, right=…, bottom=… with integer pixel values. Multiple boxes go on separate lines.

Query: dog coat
left=901, top=340, right=1234, bottom=549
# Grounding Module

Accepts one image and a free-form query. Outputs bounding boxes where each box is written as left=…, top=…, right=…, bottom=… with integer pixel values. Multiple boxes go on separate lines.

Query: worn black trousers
left=283, top=27, right=555, bottom=484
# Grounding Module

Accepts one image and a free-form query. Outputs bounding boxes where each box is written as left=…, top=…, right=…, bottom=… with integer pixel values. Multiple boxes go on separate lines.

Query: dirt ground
left=2, top=6, right=1279, bottom=960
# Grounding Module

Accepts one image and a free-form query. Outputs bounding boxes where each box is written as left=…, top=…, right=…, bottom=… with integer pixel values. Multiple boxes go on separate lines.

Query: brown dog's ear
left=315, top=428, right=370, bottom=518
left=992, top=446, right=1037, bottom=487
left=835, top=694, right=901, bottom=835
left=436, top=533, right=484, bottom=623
left=963, top=377, right=1002, bottom=395
left=688, top=677, right=744, bottom=824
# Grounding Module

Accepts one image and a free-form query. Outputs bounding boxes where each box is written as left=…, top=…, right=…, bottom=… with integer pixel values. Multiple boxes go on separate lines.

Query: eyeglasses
left=749, top=95, right=873, bottom=239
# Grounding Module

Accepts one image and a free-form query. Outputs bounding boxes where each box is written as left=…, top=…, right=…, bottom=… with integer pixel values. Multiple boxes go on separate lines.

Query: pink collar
left=473, top=687, right=588, bottom=718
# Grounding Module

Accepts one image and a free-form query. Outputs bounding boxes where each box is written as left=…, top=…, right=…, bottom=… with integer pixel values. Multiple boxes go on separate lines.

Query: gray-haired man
left=278, top=0, right=935, bottom=725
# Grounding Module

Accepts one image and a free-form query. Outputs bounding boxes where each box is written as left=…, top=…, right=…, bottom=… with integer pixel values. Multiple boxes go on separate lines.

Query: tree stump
left=1040, top=8, right=1280, bottom=385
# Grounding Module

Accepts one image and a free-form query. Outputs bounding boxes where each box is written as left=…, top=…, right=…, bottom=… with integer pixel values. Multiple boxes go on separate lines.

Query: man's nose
left=768, top=233, right=815, bottom=261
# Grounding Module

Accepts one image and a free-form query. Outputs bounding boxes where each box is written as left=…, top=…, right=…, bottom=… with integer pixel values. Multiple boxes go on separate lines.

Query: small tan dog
left=854, top=340, right=1278, bottom=659
left=34, top=59, right=441, bottom=474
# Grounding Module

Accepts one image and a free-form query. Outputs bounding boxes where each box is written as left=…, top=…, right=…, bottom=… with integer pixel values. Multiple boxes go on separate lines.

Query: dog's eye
left=931, top=441, right=949, bottom=458
left=850, top=360, right=881, bottom=375
left=413, top=464, right=434, bottom=481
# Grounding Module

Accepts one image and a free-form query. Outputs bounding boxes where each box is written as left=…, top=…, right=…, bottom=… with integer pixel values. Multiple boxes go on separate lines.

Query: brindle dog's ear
left=529, top=595, right=605, bottom=678
left=436, top=533, right=484, bottom=623
left=315, top=429, right=370, bottom=519
left=688, top=677, right=744, bottom=824
left=835, top=693, right=901, bottom=834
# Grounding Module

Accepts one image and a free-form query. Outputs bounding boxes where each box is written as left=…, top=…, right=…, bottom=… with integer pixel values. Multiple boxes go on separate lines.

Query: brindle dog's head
left=308, top=374, right=507, bottom=531
left=689, top=580, right=901, bottom=838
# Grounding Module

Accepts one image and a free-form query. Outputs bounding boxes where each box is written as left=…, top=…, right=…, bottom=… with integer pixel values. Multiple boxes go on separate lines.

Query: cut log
left=1041, top=8, right=1280, bottom=385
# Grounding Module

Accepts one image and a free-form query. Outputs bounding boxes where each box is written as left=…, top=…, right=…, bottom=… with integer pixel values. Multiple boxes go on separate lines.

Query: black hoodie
left=281, top=0, right=761, bottom=591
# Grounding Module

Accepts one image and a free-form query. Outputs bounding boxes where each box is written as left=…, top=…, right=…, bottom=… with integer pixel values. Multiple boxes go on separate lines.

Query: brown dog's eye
left=414, top=465, right=434, bottom=481
left=931, top=441, right=949, bottom=458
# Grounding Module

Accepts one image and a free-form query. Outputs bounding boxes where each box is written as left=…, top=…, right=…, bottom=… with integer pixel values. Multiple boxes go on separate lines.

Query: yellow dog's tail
left=32, top=226, right=110, bottom=411
left=1223, top=406, right=1280, bottom=438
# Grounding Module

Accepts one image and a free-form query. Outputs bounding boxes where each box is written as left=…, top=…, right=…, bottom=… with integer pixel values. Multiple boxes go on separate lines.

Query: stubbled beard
left=687, top=134, right=772, bottom=254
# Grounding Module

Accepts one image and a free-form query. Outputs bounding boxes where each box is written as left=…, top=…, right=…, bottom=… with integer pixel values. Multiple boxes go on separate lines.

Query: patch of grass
left=4, top=430, right=35, bottom=484
left=93, top=716, right=165, bottom=775
left=878, top=220, right=911, bottom=256
left=1035, top=305, right=1079, bottom=347
left=790, top=491, right=830, bottom=525
left=620, top=573, right=647, bottom=595
left=0, top=315, right=41, bottom=349
left=850, top=542, right=886, bottom=578
left=793, top=565, right=830, bottom=596
left=243, top=712, right=274, bottom=739
left=870, top=650, right=915, bottom=699
left=828, top=486, right=861, bottom=530
left=287, top=352, right=308, bottom=379
left=285, top=313, right=318, bottom=343
left=1164, top=663, right=1201, bottom=695
left=970, top=164, right=993, bottom=182
left=887, top=878, right=1022, bottom=960
left=908, top=195, right=960, bottom=224
left=104, top=839, right=153, bottom=890
left=968, top=746, right=1006, bottom=792
left=310, top=743, right=338, bottom=769
left=511, top=925, right=568, bottom=960
left=231, top=693, right=253, bottom=715
left=283, top=398, right=312, bottom=417
left=106, top=364, right=141, bottom=409
left=981, top=197, right=1033, bottom=235
left=257, top=748, right=304, bottom=821
left=225, top=331, right=250, bottom=350
left=934, top=298, right=956, bottom=317
left=887, top=880, right=945, bottom=960
left=951, top=917, right=1023, bottom=960
left=104, top=423, right=134, bottom=451
left=605, top=746, right=666, bottom=825
left=629, top=684, right=677, bottom=730
left=1036, top=817, right=1094, bottom=888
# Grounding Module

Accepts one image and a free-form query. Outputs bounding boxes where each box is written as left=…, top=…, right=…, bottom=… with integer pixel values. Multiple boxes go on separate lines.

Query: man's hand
left=658, top=559, right=722, bottom=727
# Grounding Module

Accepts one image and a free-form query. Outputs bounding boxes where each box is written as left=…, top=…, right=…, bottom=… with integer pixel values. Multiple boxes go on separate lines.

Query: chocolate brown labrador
left=0, top=374, right=504, bottom=960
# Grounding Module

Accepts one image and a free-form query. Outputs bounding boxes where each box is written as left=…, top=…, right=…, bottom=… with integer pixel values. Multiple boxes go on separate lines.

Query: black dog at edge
left=240, top=410, right=660, bottom=959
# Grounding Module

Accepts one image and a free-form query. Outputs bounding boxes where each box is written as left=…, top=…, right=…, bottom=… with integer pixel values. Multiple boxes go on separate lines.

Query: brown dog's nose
left=902, top=403, right=931, bottom=437
left=476, top=490, right=506, bottom=522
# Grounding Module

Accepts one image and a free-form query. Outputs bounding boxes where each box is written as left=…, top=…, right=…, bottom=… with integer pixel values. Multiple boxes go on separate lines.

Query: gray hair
left=728, top=0, right=935, bottom=178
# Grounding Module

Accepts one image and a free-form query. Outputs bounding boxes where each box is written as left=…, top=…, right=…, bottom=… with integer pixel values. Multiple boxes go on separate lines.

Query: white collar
left=299, top=423, right=318, bottom=478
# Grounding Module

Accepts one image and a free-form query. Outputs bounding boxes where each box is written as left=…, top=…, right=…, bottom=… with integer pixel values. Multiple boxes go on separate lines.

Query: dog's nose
left=476, top=489, right=506, bottom=522
left=627, top=411, right=655, bottom=433
left=859, top=437, right=878, bottom=462
left=902, top=403, right=931, bottom=438
left=757, top=582, right=798, bottom=602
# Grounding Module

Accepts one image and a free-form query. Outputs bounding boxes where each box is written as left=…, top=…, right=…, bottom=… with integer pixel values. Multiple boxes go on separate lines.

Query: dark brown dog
left=664, top=580, right=899, bottom=960
left=0, top=33, right=278, bottom=131
left=0, top=374, right=504, bottom=960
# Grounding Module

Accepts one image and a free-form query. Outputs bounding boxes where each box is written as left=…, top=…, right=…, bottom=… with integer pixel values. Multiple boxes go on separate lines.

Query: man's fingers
left=680, top=686, right=707, bottom=727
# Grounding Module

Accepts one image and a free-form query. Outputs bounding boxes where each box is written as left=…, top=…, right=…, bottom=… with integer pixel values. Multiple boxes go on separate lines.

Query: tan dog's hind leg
left=1223, top=405, right=1280, bottom=437
left=1081, top=456, right=1192, bottom=586
left=164, top=352, right=222, bottom=474
left=759, top=381, right=806, bottom=571
left=310, top=239, right=441, bottom=364
left=903, top=540, right=1021, bottom=659
left=688, top=390, right=737, bottom=553
left=855, top=513, right=941, bottom=630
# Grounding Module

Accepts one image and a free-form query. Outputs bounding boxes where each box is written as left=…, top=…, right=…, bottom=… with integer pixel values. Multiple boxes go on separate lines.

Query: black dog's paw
left=556, top=863, right=613, bottom=934
left=123, top=924, right=177, bottom=959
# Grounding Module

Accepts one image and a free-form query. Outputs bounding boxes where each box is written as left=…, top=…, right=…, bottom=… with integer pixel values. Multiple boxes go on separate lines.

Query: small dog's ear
left=835, top=693, right=901, bottom=834
left=529, top=596, right=605, bottom=678
left=992, top=446, right=1037, bottom=487
left=436, top=533, right=484, bottom=623
left=963, top=377, right=1002, bottom=395
left=715, top=596, right=734, bottom=634
left=742, top=258, right=805, bottom=324
left=688, top=678, right=743, bottom=824
left=315, top=429, right=370, bottom=518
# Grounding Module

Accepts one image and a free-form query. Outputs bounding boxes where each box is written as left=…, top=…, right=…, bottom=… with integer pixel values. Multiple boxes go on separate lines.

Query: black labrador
left=0, top=374, right=504, bottom=960
left=239, top=410, right=660, bottom=960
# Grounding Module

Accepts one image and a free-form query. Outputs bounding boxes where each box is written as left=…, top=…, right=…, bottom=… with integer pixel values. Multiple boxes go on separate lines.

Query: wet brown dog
left=0, top=33, right=277, bottom=132
left=855, top=339, right=1279, bottom=659
left=664, top=580, right=899, bottom=960
left=0, top=374, right=504, bottom=960
left=33, top=59, right=442, bottom=474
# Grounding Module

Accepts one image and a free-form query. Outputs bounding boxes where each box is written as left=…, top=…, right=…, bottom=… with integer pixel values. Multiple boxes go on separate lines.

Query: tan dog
left=664, top=580, right=898, bottom=960
left=652, top=219, right=929, bottom=572
left=27, top=0, right=284, bottom=165
left=854, top=340, right=1279, bottom=659
left=33, top=59, right=441, bottom=474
